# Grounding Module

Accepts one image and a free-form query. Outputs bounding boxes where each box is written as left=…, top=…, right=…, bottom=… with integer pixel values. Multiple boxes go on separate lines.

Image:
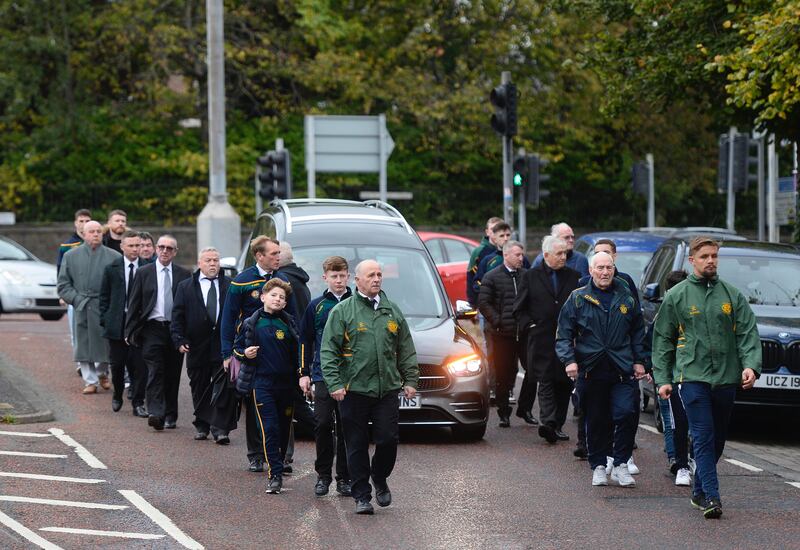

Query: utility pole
left=767, top=134, right=779, bottom=242
left=197, top=0, right=241, bottom=259
left=501, top=71, right=513, bottom=224
left=646, top=153, right=655, bottom=228
left=726, top=126, right=737, bottom=232
left=756, top=132, right=765, bottom=241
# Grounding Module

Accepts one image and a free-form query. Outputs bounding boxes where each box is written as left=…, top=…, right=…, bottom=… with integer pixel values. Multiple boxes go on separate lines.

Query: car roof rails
left=362, top=200, right=414, bottom=234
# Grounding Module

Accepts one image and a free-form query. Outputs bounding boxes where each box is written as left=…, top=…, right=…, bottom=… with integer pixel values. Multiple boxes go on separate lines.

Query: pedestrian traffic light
left=490, top=82, right=517, bottom=138
left=513, top=153, right=527, bottom=187
left=257, top=149, right=291, bottom=201
left=527, top=154, right=549, bottom=207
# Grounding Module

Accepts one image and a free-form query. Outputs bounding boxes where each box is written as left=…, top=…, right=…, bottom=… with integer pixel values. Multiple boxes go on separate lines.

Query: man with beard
left=102, top=210, right=128, bottom=254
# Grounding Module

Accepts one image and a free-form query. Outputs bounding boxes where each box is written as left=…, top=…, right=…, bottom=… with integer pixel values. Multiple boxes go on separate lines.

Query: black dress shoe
left=315, top=477, right=331, bottom=497
left=336, top=480, right=352, bottom=496
left=127, top=387, right=134, bottom=401
left=375, top=483, right=392, bottom=507
left=111, top=399, right=123, bottom=412
left=148, top=415, right=164, bottom=431
left=538, top=425, right=558, bottom=443
left=498, top=414, right=511, bottom=428
left=515, top=410, right=539, bottom=425
left=283, top=462, right=293, bottom=474
left=248, top=457, right=264, bottom=473
left=573, top=443, right=588, bottom=459
left=555, top=429, right=570, bottom=441
left=213, top=434, right=230, bottom=445
left=133, top=405, right=148, bottom=417
left=355, top=500, right=374, bottom=515
left=194, top=431, right=209, bottom=441
left=164, top=419, right=177, bottom=429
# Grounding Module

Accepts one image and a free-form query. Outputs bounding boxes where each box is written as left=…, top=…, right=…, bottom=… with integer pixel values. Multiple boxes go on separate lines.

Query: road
left=1, top=314, right=799, bottom=549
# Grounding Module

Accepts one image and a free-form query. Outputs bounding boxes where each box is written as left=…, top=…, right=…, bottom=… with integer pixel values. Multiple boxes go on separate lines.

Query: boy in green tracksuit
left=652, top=236, right=761, bottom=519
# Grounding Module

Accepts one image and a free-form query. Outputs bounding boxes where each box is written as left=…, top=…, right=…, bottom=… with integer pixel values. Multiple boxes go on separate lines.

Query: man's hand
left=299, top=376, right=312, bottom=396
left=179, top=344, right=189, bottom=354
left=565, top=363, right=578, bottom=379
left=633, top=363, right=646, bottom=380
left=331, top=388, right=347, bottom=401
left=223, top=357, right=231, bottom=372
left=59, top=298, right=67, bottom=307
left=403, top=386, right=417, bottom=399
left=658, top=384, right=672, bottom=400
left=741, top=368, right=756, bottom=390
left=244, top=346, right=259, bottom=359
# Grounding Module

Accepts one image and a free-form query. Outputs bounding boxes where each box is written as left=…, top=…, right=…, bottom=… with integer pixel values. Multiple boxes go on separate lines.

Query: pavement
left=0, top=352, right=53, bottom=424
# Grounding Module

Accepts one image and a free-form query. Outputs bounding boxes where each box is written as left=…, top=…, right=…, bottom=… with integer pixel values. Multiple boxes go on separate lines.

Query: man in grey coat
left=58, top=220, right=121, bottom=394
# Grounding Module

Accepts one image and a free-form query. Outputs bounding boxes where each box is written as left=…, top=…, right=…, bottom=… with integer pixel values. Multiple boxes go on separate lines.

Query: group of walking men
left=471, top=218, right=761, bottom=519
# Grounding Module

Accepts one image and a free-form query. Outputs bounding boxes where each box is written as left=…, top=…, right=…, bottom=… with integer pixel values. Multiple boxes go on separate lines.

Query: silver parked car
left=0, top=236, right=66, bottom=321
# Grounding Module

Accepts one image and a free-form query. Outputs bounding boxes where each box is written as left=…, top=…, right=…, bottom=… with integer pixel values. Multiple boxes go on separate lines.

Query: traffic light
left=632, top=161, right=649, bottom=196
left=490, top=82, right=517, bottom=138
left=257, top=149, right=291, bottom=201
left=717, top=134, right=757, bottom=192
left=527, top=154, right=549, bottom=207
left=513, top=153, right=527, bottom=187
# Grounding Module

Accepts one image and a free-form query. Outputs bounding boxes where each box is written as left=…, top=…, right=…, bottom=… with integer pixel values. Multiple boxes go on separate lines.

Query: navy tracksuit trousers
left=253, top=388, right=294, bottom=479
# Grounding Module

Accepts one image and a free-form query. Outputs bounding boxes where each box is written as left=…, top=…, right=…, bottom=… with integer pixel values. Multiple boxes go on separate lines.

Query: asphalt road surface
left=1, top=315, right=799, bottom=549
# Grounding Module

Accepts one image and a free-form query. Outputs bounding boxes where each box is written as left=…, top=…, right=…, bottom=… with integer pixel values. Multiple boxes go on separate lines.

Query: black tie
left=206, top=279, right=217, bottom=325
left=551, top=269, right=559, bottom=294
left=126, top=262, right=135, bottom=301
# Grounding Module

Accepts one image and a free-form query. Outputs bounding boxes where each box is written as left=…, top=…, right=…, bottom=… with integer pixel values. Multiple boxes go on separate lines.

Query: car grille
left=35, top=299, right=61, bottom=307
left=760, top=340, right=800, bottom=375
left=417, top=363, right=450, bottom=392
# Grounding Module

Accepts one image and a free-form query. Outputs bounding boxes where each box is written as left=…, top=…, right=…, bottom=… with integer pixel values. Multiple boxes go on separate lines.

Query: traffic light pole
left=726, top=126, right=737, bottom=232
left=501, top=71, right=513, bottom=225
left=646, top=153, right=655, bottom=227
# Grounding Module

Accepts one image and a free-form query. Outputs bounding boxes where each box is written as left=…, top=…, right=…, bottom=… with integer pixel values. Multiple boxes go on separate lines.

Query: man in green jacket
left=321, top=259, right=419, bottom=515
left=652, top=236, right=761, bottom=520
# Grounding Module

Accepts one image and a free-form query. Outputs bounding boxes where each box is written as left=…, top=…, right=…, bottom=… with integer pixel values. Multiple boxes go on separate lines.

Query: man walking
left=533, top=222, right=589, bottom=278
left=514, top=235, right=580, bottom=442
left=556, top=252, right=646, bottom=488
left=478, top=241, right=533, bottom=428
left=58, top=221, right=120, bottom=394
left=171, top=247, right=231, bottom=443
left=125, top=234, right=191, bottom=431
left=652, top=236, right=761, bottom=518
left=321, top=259, right=418, bottom=515
left=466, top=216, right=503, bottom=306
left=102, top=209, right=128, bottom=254
left=99, top=230, right=147, bottom=415
left=57, top=208, right=92, bottom=372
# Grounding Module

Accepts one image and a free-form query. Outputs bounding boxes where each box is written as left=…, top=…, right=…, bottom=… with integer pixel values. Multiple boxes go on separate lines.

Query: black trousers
left=339, top=391, right=399, bottom=503
left=140, top=321, right=183, bottom=421
left=313, top=381, right=349, bottom=481
left=538, top=375, right=573, bottom=430
left=108, top=338, right=146, bottom=407
left=490, top=333, right=530, bottom=417
left=245, top=393, right=264, bottom=461
left=186, top=355, right=224, bottom=436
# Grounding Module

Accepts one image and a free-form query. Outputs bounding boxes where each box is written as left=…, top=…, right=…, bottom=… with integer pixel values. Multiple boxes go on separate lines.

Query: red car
left=418, top=231, right=480, bottom=307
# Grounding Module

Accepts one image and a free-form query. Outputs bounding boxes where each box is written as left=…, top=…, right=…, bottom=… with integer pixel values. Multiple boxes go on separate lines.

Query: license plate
left=754, top=373, right=800, bottom=390
left=398, top=394, right=421, bottom=409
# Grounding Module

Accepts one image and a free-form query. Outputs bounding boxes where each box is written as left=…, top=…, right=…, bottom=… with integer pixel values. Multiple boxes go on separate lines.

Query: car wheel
left=654, top=400, right=664, bottom=433
left=40, top=313, right=65, bottom=321
left=451, top=423, right=486, bottom=441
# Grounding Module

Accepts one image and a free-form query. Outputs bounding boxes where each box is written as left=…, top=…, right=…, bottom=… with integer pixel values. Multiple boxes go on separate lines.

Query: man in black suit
left=171, top=247, right=231, bottom=443
left=514, top=235, right=580, bottom=444
left=100, top=230, right=147, bottom=416
left=125, top=234, right=191, bottom=431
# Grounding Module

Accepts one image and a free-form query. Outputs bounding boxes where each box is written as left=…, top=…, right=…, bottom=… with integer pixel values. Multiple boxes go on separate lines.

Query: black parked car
left=640, top=238, right=800, bottom=429
left=238, top=199, right=490, bottom=440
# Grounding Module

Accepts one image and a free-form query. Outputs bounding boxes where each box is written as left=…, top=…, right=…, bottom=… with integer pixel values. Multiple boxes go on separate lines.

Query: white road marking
left=47, top=428, right=107, bottom=469
left=638, top=424, right=660, bottom=435
left=119, top=490, right=204, bottom=550
left=0, top=451, right=66, bottom=458
left=0, top=472, right=106, bottom=484
left=787, top=482, right=800, bottom=490
left=0, top=510, right=62, bottom=550
left=0, top=495, right=127, bottom=510
left=724, top=458, right=763, bottom=472
left=0, top=430, right=52, bottom=438
left=40, top=527, right=165, bottom=540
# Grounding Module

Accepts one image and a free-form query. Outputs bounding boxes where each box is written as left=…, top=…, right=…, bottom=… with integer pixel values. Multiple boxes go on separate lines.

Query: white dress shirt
left=148, top=262, right=173, bottom=321
left=357, top=290, right=380, bottom=309
left=199, top=275, right=219, bottom=322
left=124, top=258, right=139, bottom=312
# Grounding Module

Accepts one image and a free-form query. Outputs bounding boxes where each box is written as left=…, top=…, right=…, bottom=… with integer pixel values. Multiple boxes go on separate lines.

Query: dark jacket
left=300, top=287, right=353, bottom=382
left=478, top=264, right=526, bottom=339
left=124, top=261, right=191, bottom=347
left=555, top=279, right=646, bottom=375
left=473, top=249, right=531, bottom=303
left=99, top=255, right=142, bottom=340
left=102, top=232, right=122, bottom=255
left=57, top=233, right=82, bottom=275
left=170, top=270, right=230, bottom=366
left=233, top=309, right=300, bottom=395
left=219, top=265, right=295, bottom=360
left=514, top=263, right=580, bottom=381
left=280, top=262, right=312, bottom=316
left=466, top=236, right=492, bottom=306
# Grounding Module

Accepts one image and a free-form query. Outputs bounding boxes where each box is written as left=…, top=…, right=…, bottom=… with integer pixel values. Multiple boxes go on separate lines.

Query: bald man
left=320, top=259, right=419, bottom=515
left=58, top=220, right=121, bottom=393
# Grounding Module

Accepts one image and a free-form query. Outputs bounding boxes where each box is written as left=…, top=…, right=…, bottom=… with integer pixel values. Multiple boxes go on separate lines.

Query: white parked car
left=0, top=236, right=66, bottom=321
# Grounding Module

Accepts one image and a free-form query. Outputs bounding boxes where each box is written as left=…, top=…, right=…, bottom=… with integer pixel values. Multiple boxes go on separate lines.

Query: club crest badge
left=275, top=330, right=285, bottom=340
left=251, top=290, right=260, bottom=299
left=721, top=303, right=732, bottom=315
left=619, top=304, right=628, bottom=314
left=387, top=320, right=399, bottom=334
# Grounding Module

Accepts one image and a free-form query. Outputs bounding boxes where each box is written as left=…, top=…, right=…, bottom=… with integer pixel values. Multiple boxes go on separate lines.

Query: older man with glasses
left=533, top=222, right=589, bottom=278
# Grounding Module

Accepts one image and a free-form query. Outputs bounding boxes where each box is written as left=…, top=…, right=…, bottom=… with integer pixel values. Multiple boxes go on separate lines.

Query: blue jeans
left=678, top=382, right=736, bottom=501
left=658, top=396, right=675, bottom=460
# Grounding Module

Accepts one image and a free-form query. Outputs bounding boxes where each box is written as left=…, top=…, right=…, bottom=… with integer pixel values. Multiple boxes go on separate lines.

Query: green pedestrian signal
left=513, top=172, right=523, bottom=187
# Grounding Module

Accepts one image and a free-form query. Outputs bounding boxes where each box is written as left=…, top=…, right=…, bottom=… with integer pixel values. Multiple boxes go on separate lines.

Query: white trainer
left=605, top=456, right=613, bottom=475
left=611, top=463, right=636, bottom=487
left=627, top=456, right=640, bottom=475
left=675, top=468, right=692, bottom=486
left=592, top=465, right=608, bottom=486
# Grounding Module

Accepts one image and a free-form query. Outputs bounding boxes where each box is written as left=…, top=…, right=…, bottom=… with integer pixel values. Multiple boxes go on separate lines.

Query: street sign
left=776, top=176, right=797, bottom=225
left=305, top=115, right=395, bottom=202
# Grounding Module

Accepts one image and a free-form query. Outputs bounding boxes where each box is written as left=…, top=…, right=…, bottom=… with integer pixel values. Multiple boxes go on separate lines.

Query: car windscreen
left=292, top=245, right=446, bottom=318
left=615, top=252, right=655, bottom=281
left=718, top=255, right=800, bottom=306
left=0, top=239, right=33, bottom=261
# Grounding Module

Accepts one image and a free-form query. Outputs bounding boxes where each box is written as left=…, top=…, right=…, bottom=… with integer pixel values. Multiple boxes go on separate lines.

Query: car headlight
left=446, top=353, right=482, bottom=376
left=0, top=270, right=28, bottom=285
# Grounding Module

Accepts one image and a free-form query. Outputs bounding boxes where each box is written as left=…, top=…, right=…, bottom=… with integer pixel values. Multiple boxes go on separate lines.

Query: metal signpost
left=305, top=115, right=395, bottom=201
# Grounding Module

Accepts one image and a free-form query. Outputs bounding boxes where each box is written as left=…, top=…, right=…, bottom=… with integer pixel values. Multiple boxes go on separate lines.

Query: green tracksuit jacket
left=652, top=273, right=762, bottom=387
left=320, top=291, right=419, bottom=397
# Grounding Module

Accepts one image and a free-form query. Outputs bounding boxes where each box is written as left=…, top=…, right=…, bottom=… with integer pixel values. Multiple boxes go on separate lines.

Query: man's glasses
left=157, top=245, right=176, bottom=252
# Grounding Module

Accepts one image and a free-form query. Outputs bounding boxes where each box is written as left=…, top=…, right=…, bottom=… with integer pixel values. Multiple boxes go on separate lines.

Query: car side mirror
left=220, top=256, right=238, bottom=278
left=455, top=300, right=477, bottom=320
left=643, top=283, right=661, bottom=303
